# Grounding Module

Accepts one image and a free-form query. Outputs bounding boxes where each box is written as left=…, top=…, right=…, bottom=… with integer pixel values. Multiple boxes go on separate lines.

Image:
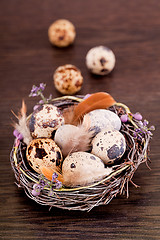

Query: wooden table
left=0, top=0, right=160, bottom=239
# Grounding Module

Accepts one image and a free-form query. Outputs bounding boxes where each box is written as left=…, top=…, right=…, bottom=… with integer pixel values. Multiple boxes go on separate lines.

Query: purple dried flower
left=39, top=83, right=46, bottom=91
left=55, top=180, right=62, bottom=189
left=149, top=125, right=155, bottom=131
left=39, top=179, right=46, bottom=188
left=32, top=183, right=42, bottom=196
left=147, top=130, right=152, bottom=135
left=39, top=100, right=44, bottom=104
left=29, top=83, right=52, bottom=105
left=32, top=189, right=41, bottom=196
left=120, top=114, right=128, bottom=123
left=13, top=129, right=23, bottom=140
left=31, top=85, right=39, bottom=93
left=33, top=105, right=40, bottom=111
left=133, top=132, right=137, bottom=138
left=17, top=133, right=23, bottom=140
left=52, top=172, right=58, bottom=182
left=33, top=183, right=41, bottom=190
left=29, top=83, right=46, bottom=97
left=13, top=129, right=20, bottom=138
left=143, top=120, right=149, bottom=126
left=135, top=128, right=140, bottom=132
left=133, top=112, right=142, bottom=121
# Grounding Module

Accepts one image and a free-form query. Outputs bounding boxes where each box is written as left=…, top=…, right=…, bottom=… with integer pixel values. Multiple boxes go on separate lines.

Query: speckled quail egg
left=86, top=46, right=116, bottom=75
left=53, top=64, right=83, bottom=95
left=86, top=109, right=121, bottom=135
left=62, top=151, right=112, bottom=187
left=91, top=129, right=126, bottom=165
left=48, top=19, right=76, bottom=47
left=29, top=104, right=64, bottom=138
left=26, top=138, right=63, bottom=174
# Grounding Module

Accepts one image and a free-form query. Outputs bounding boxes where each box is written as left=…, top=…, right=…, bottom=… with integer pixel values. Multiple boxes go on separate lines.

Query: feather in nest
left=63, top=92, right=116, bottom=125
left=54, top=114, right=94, bottom=157
left=12, top=100, right=32, bottom=145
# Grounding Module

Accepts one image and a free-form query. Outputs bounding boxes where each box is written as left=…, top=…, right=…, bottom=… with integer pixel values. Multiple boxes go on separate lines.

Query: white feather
left=14, top=101, right=32, bottom=145
left=54, top=115, right=94, bottom=157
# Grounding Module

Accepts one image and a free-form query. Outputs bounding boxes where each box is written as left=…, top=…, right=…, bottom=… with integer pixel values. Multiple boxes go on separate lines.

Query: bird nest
left=10, top=95, right=153, bottom=211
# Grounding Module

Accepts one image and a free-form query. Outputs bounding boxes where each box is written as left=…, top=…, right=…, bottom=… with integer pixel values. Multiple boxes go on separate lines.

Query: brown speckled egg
left=62, top=152, right=112, bottom=187
left=29, top=104, right=64, bottom=138
left=91, top=129, right=126, bottom=165
left=48, top=19, right=76, bottom=47
left=26, top=138, right=63, bottom=174
left=53, top=64, right=83, bottom=95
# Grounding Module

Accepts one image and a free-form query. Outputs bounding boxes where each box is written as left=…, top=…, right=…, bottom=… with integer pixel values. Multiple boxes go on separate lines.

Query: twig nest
left=62, top=152, right=112, bottom=187
left=26, top=138, right=63, bottom=174
left=48, top=19, right=76, bottom=47
left=86, top=46, right=116, bottom=75
left=53, top=64, right=83, bottom=94
left=29, top=104, right=64, bottom=138
left=86, top=109, right=121, bottom=134
left=91, top=129, right=126, bottom=164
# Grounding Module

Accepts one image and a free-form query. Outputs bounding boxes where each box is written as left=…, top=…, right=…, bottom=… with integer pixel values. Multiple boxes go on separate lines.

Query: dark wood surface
left=0, top=0, right=160, bottom=239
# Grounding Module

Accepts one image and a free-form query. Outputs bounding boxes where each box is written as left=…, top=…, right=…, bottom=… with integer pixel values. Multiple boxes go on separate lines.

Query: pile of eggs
left=26, top=103, right=126, bottom=187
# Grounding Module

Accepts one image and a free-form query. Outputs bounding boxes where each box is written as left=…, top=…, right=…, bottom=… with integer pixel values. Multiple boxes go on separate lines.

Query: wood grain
left=0, top=0, right=160, bottom=239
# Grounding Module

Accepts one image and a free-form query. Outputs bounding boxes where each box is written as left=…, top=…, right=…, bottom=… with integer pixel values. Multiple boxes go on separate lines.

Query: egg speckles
left=26, top=138, right=63, bottom=174
left=29, top=104, right=64, bottom=138
left=87, top=109, right=121, bottom=134
left=91, top=129, right=126, bottom=164
left=62, top=152, right=112, bottom=187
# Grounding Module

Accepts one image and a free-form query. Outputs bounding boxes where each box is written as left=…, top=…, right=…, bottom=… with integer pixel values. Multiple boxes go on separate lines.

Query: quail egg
left=91, top=129, right=126, bottom=165
left=53, top=64, right=83, bottom=95
left=29, top=104, right=64, bottom=138
left=87, top=109, right=121, bottom=134
left=86, top=46, right=116, bottom=75
left=26, top=138, right=63, bottom=174
left=62, top=151, right=112, bottom=187
left=48, top=19, right=76, bottom=47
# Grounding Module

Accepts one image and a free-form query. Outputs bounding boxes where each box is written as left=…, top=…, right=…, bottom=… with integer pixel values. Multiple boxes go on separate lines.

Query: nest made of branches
left=10, top=96, right=151, bottom=211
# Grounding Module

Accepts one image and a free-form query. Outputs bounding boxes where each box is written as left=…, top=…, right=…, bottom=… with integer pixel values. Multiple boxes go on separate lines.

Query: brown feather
left=63, top=92, right=116, bottom=125
left=72, top=92, right=116, bottom=124
left=63, top=105, right=75, bottom=125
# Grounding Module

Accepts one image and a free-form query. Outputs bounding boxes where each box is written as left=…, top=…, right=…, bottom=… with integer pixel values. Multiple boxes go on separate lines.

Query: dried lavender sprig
left=31, top=173, right=62, bottom=197
left=29, top=83, right=52, bottom=106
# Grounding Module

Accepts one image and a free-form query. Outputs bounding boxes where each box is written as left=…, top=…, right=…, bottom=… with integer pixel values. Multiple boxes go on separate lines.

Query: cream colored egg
left=86, top=46, right=116, bottom=75
left=91, top=129, right=126, bottom=165
left=62, top=151, right=112, bottom=187
left=87, top=109, right=121, bottom=134
left=48, top=19, right=76, bottom=47
left=29, top=104, right=64, bottom=138
left=26, top=138, right=63, bottom=174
